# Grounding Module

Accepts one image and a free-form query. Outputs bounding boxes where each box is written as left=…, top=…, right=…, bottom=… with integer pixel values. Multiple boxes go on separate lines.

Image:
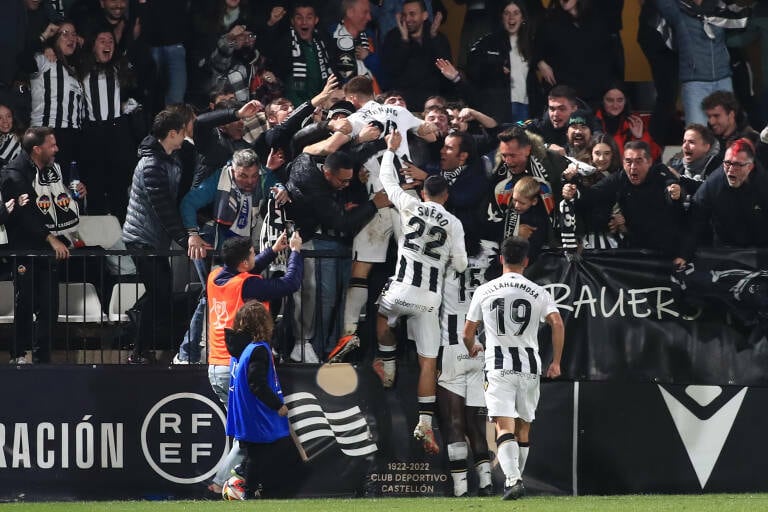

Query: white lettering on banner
left=141, top=393, right=228, bottom=485
left=544, top=284, right=694, bottom=320
left=0, top=420, right=124, bottom=469
left=659, top=385, right=747, bottom=489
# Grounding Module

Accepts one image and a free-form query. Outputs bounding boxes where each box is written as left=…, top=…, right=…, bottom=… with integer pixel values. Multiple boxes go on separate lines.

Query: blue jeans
left=681, top=77, right=733, bottom=125
left=293, top=238, right=351, bottom=359
left=511, top=102, right=529, bottom=123
left=177, top=257, right=208, bottom=363
left=208, top=364, right=244, bottom=486
left=151, top=44, right=187, bottom=106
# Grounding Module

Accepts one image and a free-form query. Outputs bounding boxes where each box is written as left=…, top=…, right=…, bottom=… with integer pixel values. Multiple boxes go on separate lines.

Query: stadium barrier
left=0, top=248, right=765, bottom=499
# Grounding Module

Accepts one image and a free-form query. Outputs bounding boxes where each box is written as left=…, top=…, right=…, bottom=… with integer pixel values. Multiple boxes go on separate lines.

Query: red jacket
left=595, top=109, right=662, bottom=162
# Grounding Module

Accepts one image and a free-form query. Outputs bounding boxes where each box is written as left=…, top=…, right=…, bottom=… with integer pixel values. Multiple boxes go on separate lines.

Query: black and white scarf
left=290, top=27, right=332, bottom=82
left=441, top=165, right=465, bottom=186
left=657, top=0, right=751, bottom=48
left=488, top=155, right=554, bottom=239
left=33, top=162, right=80, bottom=239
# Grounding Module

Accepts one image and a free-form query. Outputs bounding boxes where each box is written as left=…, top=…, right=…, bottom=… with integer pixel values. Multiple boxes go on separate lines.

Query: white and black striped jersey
left=380, top=150, right=467, bottom=306
left=347, top=100, right=422, bottom=192
left=30, top=53, right=83, bottom=129
left=0, top=133, right=21, bottom=167
left=466, top=271, right=558, bottom=374
left=440, top=240, right=497, bottom=346
left=82, top=68, right=122, bottom=122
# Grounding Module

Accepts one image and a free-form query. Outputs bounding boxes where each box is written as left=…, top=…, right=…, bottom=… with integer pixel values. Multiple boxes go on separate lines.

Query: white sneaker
left=172, top=354, right=189, bottom=365
left=9, top=356, right=29, bottom=365
left=290, top=342, right=319, bottom=363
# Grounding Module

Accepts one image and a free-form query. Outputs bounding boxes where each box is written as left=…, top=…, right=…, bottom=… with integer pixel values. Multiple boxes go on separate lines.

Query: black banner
left=527, top=249, right=768, bottom=385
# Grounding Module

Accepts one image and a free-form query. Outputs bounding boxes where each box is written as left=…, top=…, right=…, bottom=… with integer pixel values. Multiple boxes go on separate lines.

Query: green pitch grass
left=1, top=495, right=768, bottom=512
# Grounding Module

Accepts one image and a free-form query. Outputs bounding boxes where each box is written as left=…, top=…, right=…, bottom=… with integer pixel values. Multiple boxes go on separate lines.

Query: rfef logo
left=141, top=393, right=228, bottom=484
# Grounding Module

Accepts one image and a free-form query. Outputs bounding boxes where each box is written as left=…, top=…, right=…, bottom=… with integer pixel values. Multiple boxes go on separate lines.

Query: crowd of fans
left=0, top=0, right=766, bottom=366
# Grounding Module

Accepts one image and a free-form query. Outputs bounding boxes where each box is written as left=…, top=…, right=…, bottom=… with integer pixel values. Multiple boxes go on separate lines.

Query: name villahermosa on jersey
left=479, top=280, right=540, bottom=300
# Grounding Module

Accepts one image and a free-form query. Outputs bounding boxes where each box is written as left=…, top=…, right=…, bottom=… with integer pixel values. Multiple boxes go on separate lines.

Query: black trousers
left=80, top=117, right=136, bottom=222
left=241, top=436, right=302, bottom=498
left=12, top=256, right=59, bottom=362
left=127, top=244, right=174, bottom=355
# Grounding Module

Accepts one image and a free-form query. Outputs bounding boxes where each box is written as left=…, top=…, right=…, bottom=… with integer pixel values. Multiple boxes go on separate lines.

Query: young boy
left=511, top=176, right=549, bottom=263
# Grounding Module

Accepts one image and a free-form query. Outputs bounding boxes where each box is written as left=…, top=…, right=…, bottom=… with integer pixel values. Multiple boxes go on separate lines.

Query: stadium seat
left=77, top=215, right=122, bottom=248
left=107, top=282, right=146, bottom=323
left=58, top=283, right=105, bottom=323
left=0, top=281, right=14, bottom=323
left=661, top=145, right=682, bottom=164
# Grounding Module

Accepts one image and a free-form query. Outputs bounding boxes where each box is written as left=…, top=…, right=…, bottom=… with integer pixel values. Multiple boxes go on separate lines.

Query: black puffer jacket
left=122, top=135, right=188, bottom=249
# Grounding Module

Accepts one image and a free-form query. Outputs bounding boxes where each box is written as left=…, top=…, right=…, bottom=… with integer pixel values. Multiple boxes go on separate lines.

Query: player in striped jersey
left=463, top=236, right=564, bottom=500
left=438, top=240, right=497, bottom=496
left=322, top=77, right=438, bottom=362
left=376, top=130, right=467, bottom=454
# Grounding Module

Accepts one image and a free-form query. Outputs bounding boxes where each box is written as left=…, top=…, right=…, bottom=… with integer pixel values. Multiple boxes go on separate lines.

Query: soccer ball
left=221, top=475, right=247, bottom=500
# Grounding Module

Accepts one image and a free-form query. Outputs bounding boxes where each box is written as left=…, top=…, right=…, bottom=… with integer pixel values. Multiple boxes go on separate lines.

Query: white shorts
left=484, top=369, right=540, bottom=423
left=378, top=281, right=440, bottom=358
left=352, top=208, right=395, bottom=263
left=438, top=344, right=486, bottom=407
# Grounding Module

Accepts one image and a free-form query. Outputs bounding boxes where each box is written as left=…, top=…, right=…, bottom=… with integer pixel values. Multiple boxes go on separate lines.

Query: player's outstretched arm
left=545, top=311, right=565, bottom=378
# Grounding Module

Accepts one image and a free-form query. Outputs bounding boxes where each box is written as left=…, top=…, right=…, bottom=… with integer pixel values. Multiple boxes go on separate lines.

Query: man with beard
left=563, top=140, right=691, bottom=267
left=382, top=0, right=452, bottom=108
left=564, top=110, right=593, bottom=160
left=0, top=127, right=77, bottom=363
left=701, top=91, right=763, bottom=162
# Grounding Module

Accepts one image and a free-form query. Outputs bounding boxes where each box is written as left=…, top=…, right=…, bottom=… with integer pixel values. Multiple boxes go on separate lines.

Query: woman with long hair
left=26, top=20, right=84, bottom=181
left=76, top=28, right=139, bottom=219
left=465, top=0, right=542, bottom=123
left=225, top=300, right=301, bottom=498
left=595, top=83, right=661, bottom=161
left=0, top=104, right=23, bottom=168
left=561, top=133, right=626, bottom=249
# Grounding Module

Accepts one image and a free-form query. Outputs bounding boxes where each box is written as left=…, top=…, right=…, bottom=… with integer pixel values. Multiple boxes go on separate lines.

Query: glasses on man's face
left=722, top=160, right=751, bottom=169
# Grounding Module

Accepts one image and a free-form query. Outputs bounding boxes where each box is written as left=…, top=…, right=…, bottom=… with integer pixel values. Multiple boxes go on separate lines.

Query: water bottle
left=69, top=161, right=81, bottom=200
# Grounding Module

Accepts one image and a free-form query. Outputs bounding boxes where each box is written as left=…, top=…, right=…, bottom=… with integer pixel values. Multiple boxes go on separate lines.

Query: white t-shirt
left=467, top=271, right=558, bottom=374
left=508, top=35, right=528, bottom=106
left=379, top=150, right=467, bottom=306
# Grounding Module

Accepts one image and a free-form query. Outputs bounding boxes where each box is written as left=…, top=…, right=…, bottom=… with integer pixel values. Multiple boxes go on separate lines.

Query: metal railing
left=0, top=246, right=361, bottom=365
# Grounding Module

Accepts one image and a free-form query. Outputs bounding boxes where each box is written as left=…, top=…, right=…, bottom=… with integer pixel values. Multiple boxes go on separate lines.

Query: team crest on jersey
left=37, top=194, right=51, bottom=214
left=56, top=192, right=71, bottom=211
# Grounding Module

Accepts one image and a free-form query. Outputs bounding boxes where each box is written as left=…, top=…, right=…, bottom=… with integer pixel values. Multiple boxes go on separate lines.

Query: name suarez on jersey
left=480, top=280, right=540, bottom=300
left=417, top=205, right=449, bottom=227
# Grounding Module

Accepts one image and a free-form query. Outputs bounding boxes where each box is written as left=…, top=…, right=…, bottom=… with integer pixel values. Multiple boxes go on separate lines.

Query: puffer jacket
left=655, top=0, right=731, bottom=83
left=122, top=135, right=188, bottom=249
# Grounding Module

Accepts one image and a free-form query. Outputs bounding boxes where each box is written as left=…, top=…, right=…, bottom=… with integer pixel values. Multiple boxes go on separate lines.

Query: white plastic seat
left=107, top=282, right=145, bottom=322
left=0, top=281, right=14, bottom=323
left=58, top=283, right=105, bottom=323
left=661, top=145, right=682, bottom=165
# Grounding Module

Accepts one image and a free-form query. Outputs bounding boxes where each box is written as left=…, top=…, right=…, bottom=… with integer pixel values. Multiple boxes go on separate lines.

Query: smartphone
left=284, top=220, right=295, bottom=238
